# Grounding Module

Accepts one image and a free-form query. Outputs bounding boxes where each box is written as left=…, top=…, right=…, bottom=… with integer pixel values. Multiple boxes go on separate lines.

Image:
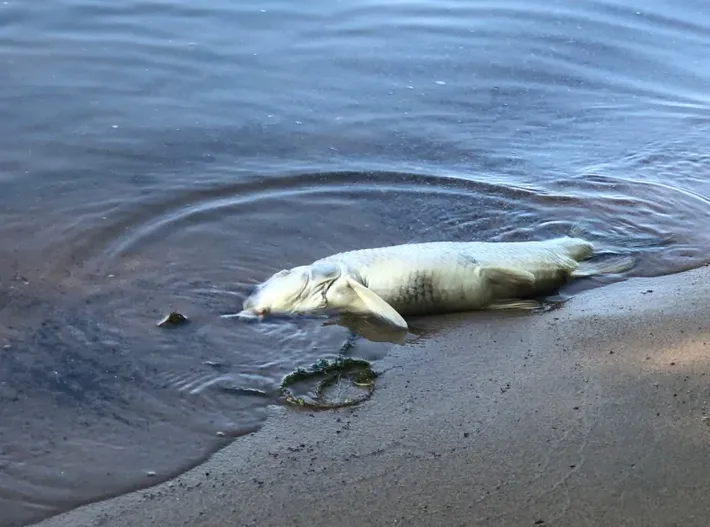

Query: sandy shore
left=31, top=266, right=710, bottom=527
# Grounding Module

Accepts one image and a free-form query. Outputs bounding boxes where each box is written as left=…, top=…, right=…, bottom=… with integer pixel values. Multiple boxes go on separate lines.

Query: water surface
left=2, top=0, right=710, bottom=524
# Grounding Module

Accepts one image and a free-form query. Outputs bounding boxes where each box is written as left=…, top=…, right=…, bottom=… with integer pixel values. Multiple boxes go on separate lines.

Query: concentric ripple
left=4, top=163, right=710, bottom=525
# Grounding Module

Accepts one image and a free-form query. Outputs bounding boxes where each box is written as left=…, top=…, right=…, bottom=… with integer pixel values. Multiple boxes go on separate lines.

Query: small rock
left=216, top=431, right=225, bottom=437
left=146, top=471, right=156, bottom=477
left=157, top=312, right=189, bottom=328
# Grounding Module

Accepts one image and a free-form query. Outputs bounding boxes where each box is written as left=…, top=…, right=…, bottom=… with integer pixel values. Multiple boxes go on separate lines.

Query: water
left=2, top=0, right=710, bottom=524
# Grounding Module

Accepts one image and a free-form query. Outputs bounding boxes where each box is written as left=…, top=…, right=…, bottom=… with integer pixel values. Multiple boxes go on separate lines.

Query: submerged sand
left=31, top=266, right=710, bottom=527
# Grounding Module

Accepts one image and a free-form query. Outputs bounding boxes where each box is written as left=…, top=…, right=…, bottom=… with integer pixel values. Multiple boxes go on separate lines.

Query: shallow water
left=2, top=0, right=710, bottom=524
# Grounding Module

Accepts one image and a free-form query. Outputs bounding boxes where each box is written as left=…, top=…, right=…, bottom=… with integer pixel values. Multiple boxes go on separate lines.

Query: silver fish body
left=239, top=236, right=633, bottom=330
left=314, top=237, right=593, bottom=316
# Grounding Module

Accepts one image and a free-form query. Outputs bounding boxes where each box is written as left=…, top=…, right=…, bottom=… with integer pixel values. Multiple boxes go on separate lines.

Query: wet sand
left=30, top=265, right=710, bottom=527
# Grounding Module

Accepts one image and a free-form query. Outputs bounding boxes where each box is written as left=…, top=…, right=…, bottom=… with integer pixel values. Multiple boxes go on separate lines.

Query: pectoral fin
left=345, top=277, right=408, bottom=330
left=481, top=267, right=536, bottom=288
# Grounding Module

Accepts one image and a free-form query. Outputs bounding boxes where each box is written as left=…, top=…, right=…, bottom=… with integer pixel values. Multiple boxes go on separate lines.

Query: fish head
left=240, top=262, right=343, bottom=318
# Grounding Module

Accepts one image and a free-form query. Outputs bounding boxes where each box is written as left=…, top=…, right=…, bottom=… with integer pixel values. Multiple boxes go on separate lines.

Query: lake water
left=2, top=0, right=710, bottom=524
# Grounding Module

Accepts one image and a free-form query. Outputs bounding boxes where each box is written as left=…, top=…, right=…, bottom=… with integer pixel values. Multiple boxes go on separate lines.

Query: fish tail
left=568, top=222, right=591, bottom=240
left=571, top=255, right=636, bottom=278
left=556, top=236, right=595, bottom=262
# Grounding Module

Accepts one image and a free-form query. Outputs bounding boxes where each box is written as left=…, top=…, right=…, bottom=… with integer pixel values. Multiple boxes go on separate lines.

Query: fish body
left=313, top=237, right=593, bottom=316
left=240, top=236, right=632, bottom=330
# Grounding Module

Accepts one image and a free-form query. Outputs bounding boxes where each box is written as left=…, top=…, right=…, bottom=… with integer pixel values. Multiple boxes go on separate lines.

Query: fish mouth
left=220, top=310, right=263, bottom=321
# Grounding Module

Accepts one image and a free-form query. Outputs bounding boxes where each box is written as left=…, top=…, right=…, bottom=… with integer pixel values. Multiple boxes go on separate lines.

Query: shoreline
left=32, top=265, right=710, bottom=527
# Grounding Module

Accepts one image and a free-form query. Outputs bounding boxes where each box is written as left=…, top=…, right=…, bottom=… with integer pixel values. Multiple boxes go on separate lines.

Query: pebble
left=157, top=312, right=189, bottom=328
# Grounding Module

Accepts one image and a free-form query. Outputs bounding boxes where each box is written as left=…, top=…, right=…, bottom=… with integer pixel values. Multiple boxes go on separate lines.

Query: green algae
left=280, top=357, right=377, bottom=410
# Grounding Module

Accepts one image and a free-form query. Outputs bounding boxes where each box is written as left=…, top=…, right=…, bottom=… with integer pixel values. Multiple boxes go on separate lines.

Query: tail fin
left=558, top=236, right=594, bottom=262
left=571, top=255, right=635, bottom=278
left=568, top=222, right=591, bottom=240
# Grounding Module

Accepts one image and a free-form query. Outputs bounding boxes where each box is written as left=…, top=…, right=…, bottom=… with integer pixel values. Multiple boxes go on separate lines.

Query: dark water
left=2, top=0, right=710, bottom=524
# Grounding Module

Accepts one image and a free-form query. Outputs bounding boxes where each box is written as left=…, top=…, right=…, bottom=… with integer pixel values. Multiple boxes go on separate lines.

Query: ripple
left=4, top=159, right=710, bottom=527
